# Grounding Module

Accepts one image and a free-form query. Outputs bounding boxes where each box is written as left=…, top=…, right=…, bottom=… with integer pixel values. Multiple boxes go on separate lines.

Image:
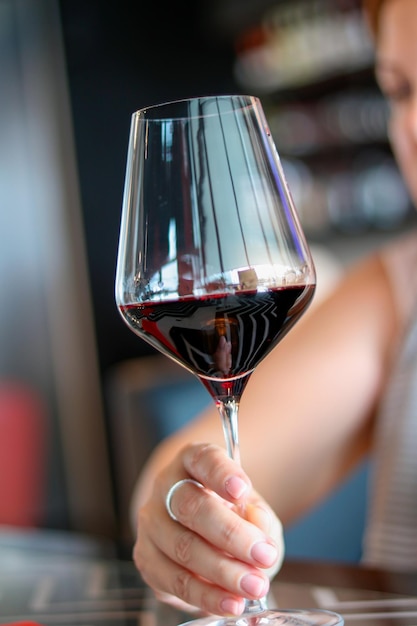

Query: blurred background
left=1, top=0, right=415, bottom=559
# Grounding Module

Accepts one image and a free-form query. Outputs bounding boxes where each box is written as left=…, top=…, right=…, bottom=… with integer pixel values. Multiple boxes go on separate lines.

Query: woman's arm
left=131, top=249, right=399, bottom=616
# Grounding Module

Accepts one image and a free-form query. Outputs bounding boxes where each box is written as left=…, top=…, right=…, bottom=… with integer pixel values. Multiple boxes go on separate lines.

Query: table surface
left=0, top=529, right=416, bottom=626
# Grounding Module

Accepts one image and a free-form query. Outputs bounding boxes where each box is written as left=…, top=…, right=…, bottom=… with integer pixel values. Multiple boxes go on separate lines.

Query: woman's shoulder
left=378, top=228, right=417, bottom=327
left=379, top=228, right=417, bottom=264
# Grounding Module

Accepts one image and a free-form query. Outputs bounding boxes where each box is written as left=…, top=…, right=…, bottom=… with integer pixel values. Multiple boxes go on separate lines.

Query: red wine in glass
left=119, top=284, right=314, bottom=399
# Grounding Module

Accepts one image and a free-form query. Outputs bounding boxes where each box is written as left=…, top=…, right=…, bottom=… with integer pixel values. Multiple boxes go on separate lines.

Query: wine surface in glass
left=119, top=282, right=314, bottom=399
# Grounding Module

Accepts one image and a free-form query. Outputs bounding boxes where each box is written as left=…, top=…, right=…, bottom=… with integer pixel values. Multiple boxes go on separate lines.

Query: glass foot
left=179, top=608, right=344, bottom=626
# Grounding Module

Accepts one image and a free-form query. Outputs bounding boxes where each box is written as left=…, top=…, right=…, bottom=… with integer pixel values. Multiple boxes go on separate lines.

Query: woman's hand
left=132, top=442, right=284, bottom=617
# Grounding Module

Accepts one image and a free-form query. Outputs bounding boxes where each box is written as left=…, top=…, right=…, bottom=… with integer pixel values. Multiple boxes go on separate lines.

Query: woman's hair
left=362, top=0, right=386, bottom=38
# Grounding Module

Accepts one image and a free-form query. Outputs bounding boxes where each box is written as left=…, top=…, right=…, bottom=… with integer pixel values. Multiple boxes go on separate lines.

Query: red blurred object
left=3, top=623, right=46, bottom=626
left=0, top=382, right=47, bottom=526
left=235, top=24, right=269, bottom=55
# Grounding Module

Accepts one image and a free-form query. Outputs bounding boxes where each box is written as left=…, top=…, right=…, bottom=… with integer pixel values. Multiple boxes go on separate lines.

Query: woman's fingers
left=133, top=442, right=284, bottom=616
left=142, top=486, right=272, bottom=595
left=159, top=478, right=278, bottom=571
left=180, top=443, right=252, bottom=504
left=135, top=534, right=247, bottom=617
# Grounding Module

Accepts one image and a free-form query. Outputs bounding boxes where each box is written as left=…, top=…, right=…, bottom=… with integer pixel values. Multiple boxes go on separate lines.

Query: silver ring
left=165, top=478, right=204, bottom=522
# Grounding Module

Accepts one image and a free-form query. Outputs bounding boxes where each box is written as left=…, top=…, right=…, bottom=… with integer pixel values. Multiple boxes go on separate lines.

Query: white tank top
left=362, top=229, right=417, bottom=570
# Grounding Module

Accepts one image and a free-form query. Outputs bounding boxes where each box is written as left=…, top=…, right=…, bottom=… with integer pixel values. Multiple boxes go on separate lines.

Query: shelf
left=233, top=0, right=374, bottom=94
left=227, top=0, right=413, bottom=239
left=264, top=89, right=389, bottom=158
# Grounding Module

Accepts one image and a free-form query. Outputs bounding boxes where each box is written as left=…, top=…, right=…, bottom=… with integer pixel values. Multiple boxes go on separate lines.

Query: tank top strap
left=362, top=229, right=417, bottom=570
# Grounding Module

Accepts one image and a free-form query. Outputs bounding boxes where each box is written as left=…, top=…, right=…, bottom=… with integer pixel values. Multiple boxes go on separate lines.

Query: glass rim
left=132, top=94, right=261, bottom=121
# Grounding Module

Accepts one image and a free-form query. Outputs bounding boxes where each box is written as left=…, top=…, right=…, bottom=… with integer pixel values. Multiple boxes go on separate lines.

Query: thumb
left=246, top=501, right=285, bottom=579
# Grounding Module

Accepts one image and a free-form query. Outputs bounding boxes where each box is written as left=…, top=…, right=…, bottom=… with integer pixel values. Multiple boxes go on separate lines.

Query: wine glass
left=115, top=95, right=343, bottom=626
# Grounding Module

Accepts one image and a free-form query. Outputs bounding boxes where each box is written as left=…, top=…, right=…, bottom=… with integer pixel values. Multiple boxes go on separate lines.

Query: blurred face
left=376, top=0, right=417, bottom=206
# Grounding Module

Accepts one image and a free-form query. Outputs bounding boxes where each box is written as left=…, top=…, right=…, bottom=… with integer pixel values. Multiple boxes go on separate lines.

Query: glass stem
left=218, top=397, right=241, bottom=464
left=217, top=397, right=267, bottom=615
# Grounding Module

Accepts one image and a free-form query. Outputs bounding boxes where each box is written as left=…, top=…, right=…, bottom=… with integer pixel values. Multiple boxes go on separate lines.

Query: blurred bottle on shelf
left=230, top=0, right=415, bottom=239
left=266, top=91, right=389, bottom=156
left=234, top=0, right=374, bottom=92
left=282, top=152, right=411, bottom=238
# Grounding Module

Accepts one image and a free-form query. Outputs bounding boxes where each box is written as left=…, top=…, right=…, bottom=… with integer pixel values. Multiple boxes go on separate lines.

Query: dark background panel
left=58, top=0, right=242, bottom=374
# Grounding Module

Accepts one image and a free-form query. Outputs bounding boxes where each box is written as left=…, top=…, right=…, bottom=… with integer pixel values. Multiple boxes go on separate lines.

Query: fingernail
left=225, top=476, right=248, bottom=500
left=251, top=541, right=278, bottom=567
left=240, top=573, right=269, bottom=597
left=220, top=597, right=245, bottom=616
